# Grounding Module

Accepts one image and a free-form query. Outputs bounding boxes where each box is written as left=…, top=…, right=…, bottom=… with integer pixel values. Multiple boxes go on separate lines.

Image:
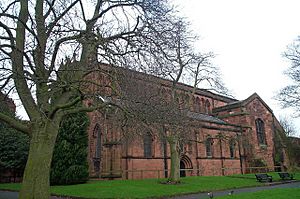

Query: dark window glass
left=144, top=133, right=152, bottom=158
left=205, top=100, right=211, bottom=114
left=229, top=139, right=235, bottom=158
left=255, top=119, right=267, bottom=145
left=94, top=124, right=101, bottom=158
left=195, top=97, right=201, bottom=112
left=206, top=137, right=213, bottom=157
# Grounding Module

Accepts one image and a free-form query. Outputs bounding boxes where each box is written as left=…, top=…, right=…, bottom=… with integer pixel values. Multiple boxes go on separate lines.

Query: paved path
left=0, top=191, right=71, bottom=199
left=1, top=181, right=299, bottom=199
left=169, top=180, right=300, bottom=199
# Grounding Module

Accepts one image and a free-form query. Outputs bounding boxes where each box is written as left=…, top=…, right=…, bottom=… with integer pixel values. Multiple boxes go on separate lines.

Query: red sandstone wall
left=0, top=92, right=16, bottom=113
left=126, top=159, right=165, bottom=179
left=213, top=97, right=276, bottom=171
left=85, top=67, right=276, bottom=179
left=245, top=98, right=275, bottom=169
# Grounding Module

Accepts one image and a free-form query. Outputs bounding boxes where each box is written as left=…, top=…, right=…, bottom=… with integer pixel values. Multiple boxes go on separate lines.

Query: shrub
left=50, top=112, right=89, bottom=185
left=0, top=98, right=29, bottom=181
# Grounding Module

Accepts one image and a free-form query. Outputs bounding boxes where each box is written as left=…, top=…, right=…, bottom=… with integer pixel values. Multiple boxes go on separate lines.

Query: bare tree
left=276, top=116, right=300, bottom=170
left=279, top=116, right=297, bottom=137
left=117, top=69, right=194, bottom=183
left=149, top=19, right=197, bottom=182
left=185, top=52, right=231, bottom=96
left=116, top=18, right=230, bottom=183
left=0, top=0, right=176, bottom=198
left=277, top=37, right=300, bottom=115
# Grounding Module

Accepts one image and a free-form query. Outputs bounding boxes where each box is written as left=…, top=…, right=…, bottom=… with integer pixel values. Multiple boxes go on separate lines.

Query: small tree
left=50, top=111, right=89, bottom=185
left=279, top=116, right=297, bottom=137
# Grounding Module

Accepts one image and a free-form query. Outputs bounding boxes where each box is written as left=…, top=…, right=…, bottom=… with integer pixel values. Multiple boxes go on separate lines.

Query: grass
left=0, top=172, right=298, bottom=198
left=217, top=188, right=300, bottom=199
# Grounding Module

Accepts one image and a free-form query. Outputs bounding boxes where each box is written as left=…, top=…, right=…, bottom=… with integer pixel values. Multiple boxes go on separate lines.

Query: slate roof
left=213, top=93, right=273, bottom=113
left=187, top=111, right=227, bottom=124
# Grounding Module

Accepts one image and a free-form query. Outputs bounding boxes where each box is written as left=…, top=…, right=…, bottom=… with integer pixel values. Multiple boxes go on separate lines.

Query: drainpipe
left=125, top=139, right=129, bottom=179
left=219, top=136, right=224, bottom=176
left=271, top=113, right=277, bottom=171
left=195, top=131, right=200, bottom=176
left=163, top=138, right=168, bottom=178
left=237, top=129, right=244, bottom=174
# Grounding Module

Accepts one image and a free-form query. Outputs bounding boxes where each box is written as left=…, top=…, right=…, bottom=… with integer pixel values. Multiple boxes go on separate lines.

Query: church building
left=85, top=65, right=288, bottom=179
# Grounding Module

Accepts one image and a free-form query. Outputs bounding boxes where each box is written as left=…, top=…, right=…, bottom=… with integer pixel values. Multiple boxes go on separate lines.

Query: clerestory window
left=205, top=100, right=211, bottom=114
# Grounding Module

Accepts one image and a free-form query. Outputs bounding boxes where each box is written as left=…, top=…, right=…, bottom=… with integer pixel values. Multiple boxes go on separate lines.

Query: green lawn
left=218, top=188, right=300, bottom=199
left=0, top=172, right=298, bottom=198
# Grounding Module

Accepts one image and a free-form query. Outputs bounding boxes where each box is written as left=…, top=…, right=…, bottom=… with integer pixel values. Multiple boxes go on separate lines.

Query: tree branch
left=49, top=96, right=82, bottom=119
left=0, top=112, right=30, bottom=135
left=46, top=0, right=80, bottom=37
left=11, top=0, right=40, bottom=120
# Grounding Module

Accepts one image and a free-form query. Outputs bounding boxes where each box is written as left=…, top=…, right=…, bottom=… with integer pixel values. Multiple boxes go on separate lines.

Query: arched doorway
left=180, top=155, right=193, bottom=177
left=180, top=161, right=186, bottom=177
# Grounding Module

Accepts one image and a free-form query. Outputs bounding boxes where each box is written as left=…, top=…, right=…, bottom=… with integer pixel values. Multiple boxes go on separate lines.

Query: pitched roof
left=213, top=93, right=273, bottom=113
left=99, top=63, right=238, bottom=103
left=187, top=111, right=227, bottom=124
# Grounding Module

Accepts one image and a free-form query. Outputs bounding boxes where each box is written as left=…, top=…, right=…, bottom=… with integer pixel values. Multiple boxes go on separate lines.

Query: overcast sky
left=13, top=0, right=300, bottom=136
left=173, top=0, right=300, bottom=136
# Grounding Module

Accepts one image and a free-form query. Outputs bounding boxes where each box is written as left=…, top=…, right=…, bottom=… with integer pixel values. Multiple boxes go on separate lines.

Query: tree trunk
left=168, top=137, right=180, bottom=183
left=19, top=120, right=59, bottom=199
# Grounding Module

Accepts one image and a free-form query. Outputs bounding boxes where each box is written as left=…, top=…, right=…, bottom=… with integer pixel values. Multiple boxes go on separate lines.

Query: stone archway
left=180, top=155, right=193, bottom=177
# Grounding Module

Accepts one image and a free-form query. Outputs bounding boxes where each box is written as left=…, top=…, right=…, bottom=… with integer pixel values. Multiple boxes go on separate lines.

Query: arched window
left=195, top=97, right=201, bottom=112
left=93, top=124, right=101, bottom=173
left=93, top=124, right=101, bottom=159
left=206, top=137, right=213, bottom=157
left=175, top=92, right=181, bottom=108
left=160, top=88, right=169, bottom=103
left=205, top=100, right=211, bottom=114
left=229, top=139, right=236, bottom=158
left=143, top=132, right=152, bottom=158
left=93, top=124, right=100, bottom=138
left=184, top=94, right=190, bottom=109
left=255, top=118, right=267, bottom=145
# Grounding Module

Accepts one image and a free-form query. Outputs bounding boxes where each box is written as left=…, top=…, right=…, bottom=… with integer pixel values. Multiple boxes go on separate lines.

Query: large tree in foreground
left=0, top=0, right=176, bottom=198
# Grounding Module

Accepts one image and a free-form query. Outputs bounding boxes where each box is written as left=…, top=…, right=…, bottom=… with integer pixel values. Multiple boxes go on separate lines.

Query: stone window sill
left=259, top=144, right=267, bottom=150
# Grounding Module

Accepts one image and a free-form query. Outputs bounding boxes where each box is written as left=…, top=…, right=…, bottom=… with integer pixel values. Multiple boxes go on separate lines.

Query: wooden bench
left=278, top=172, right=294, bottom=180
left=255, top=173, right=273, bottom=182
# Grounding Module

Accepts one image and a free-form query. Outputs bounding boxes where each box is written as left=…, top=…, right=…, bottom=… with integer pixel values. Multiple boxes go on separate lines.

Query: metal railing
left=100, top=166, right=283, bottom=180
left=0, top=168, right=23, bottom=183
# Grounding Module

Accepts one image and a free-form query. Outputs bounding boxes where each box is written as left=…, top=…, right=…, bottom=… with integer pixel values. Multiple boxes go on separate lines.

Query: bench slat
left=278, top=172, right=294, bottom=180
left=255, top=173, right=272, bottom=182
